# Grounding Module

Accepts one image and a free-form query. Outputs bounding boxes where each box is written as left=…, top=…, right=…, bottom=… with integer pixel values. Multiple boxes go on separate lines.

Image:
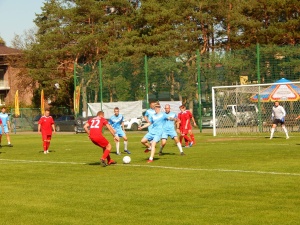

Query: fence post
left=197, top=50, right=202, bottom=132
left=256, top=43, right=262, bottom=132
left=144, top=55, right=149, bottom=108
left=98, top=60, right=103, bottom=111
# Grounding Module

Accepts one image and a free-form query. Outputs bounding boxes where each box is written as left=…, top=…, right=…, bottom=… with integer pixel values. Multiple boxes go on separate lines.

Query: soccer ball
left=123, top=156, right=131, bottom=164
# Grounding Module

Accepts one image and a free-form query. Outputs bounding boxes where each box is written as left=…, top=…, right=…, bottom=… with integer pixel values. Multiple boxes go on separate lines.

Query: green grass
left=1, top=131, right=300, bottom=224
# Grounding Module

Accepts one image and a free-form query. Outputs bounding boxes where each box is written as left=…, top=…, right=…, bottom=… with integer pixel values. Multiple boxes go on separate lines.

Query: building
left=0, top=43, right=32, bottom=106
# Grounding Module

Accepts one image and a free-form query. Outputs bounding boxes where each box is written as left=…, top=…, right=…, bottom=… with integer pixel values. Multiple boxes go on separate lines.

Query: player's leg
left=46, top=135, right=52, bottom=153
left=122, top=134, right=130, bottom=154
left=41, top=133, right=48, bottom=154
left=188, top=129, right=195, bottom=145
left=281, top=123, right=289, bottom=139
left=173, top=136, right=184, bottom=155
left=141, top=134, right=151, bottom=152
left=159, top=138, right=167, bottom=155
left=0, top=131, right=2, bottom=147
left=270, top=121, right=277, bottom=139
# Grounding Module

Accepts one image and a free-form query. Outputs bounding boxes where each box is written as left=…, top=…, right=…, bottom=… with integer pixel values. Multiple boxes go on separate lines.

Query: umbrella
left=250, top=78, right=300, bottom=102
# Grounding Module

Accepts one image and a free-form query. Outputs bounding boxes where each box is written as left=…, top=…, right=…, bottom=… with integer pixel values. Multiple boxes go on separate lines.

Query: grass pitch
left=1, top=131, right=300, bottom=224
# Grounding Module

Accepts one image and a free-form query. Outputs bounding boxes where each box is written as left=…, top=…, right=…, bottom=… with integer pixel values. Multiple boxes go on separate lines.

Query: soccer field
left=1, top=131, right=300, bottom=224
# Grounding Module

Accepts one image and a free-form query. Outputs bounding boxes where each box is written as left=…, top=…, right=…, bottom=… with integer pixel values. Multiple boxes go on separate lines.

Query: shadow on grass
left=38, top=150, right=56, bottom=153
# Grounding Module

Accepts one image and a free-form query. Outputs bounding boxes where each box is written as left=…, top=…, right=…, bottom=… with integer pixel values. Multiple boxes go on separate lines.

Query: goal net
left=211, top=79, right=300, bottom=136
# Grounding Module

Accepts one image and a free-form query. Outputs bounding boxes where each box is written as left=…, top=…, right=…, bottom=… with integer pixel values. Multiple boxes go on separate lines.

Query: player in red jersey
left=38, top=109, right=55, bottom=154
left=84, top=111, right=119, bottom=167
left=177, top=105, right=196, bottom=147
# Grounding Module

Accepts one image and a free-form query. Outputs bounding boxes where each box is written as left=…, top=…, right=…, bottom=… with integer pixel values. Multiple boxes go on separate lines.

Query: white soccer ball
left=123, top=156, right=131, bottom=164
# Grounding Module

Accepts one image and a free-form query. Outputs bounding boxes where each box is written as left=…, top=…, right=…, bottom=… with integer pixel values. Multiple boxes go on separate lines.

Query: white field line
left=1, top=158, right=300, bottom=176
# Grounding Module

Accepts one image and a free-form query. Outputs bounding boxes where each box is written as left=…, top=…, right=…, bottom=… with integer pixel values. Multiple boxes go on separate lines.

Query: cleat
left=116, top=152, right=121, bottom=155
left=189, top=141, right=193, bottom=147
left=8, top=144, right=13, bottom=147
left=144, top=148, right=151, bottom=153
left=184, top=145, right=190, bottom=148
left=158, top=152, right=163, bottom=156
left=100, top=159, right=107, bottom=167
left=44, top=151, right=47, bottom=154
left=46, top=150, right=49, bottom=153
left=108, top=160, right=117, bottom=165
left=124, top=150, right=131, bottom=154
left=286, top=136, right=290, bottom=139
left=270, top=137, right=273, bottom=139
left=180, top=152, right=186, bottom=156
left=147, top=159, right=153, bottom=163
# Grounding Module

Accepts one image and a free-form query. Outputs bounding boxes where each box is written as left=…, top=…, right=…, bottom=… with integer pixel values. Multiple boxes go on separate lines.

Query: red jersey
left=88, top=116, right=108, bottom=139
left=38, top=116, right=54, bottom=135
left=178, top=110, right=193, bottom=130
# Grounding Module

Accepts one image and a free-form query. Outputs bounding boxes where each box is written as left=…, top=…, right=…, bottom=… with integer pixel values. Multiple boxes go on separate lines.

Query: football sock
left=124, top=141, right=128, bottom=150
left=102, top=149, right=110, bottom=160
left=43, top=141, right=47, bottom=151
left=283, top=127, right=288, bottom=136
left=270, top=128, right=275, bottom=138
left=116, top=142, right=120, bottom=154
left=179, top=136, right=183, bottom=144
left=190, top=134, right=195, bottom=144
left=106, top=154, right=111, bottom=162
left=177, top=142, right=183, bottom=152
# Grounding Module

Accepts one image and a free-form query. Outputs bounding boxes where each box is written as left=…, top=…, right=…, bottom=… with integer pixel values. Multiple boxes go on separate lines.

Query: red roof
left=0, top=44, right=22, bottom=55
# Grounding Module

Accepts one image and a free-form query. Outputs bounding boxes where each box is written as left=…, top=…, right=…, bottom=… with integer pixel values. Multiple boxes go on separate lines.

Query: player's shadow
left=88, top=162, right=101, bottom=166
left=158, top=153, right=176, bottom=156
left=0, top=151, right=6, bottom=154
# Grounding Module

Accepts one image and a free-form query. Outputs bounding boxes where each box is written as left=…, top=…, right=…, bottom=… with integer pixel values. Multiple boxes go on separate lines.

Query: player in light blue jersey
left=109, top=107, right=131, bottom=155
left=0, top=107, right=13, bottom=147
left=159, top=104, right=184, bottom=156
left=138, top=103, right=175, bottom=163
left=144, top=101, right=156, bottom=131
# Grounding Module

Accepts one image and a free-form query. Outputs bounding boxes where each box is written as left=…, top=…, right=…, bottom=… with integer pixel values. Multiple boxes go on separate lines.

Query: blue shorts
left=143, top=132, right=161, bottom=143
left=0, top=125, right=9, bottom=134
left=116, top=129, right=126, bottom=138
left=161, top=130, right=177, bottom=140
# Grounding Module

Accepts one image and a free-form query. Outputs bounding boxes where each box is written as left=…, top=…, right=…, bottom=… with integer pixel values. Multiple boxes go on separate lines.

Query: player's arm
left=138, top=122, right=151, bottom=130
left=121, top=121, right=126, bottom=132
left=106, top=123, right=119, bottom=141
left=7, top=120, right=11, bottom=131
left=38, top=124, right=41, bottom=132
left=191, top=115, right=197, bottom=127
left=52, top=123, right=56, bottom=133
left=84, top=122, right=90, bottom=135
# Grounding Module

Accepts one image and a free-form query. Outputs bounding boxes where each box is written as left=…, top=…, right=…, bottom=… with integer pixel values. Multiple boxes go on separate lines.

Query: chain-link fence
left=211, top=81, right=300, bottom=135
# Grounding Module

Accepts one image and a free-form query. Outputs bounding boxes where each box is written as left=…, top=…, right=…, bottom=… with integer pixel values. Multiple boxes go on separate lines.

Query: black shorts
left=272, top=119, right=284, bottom=126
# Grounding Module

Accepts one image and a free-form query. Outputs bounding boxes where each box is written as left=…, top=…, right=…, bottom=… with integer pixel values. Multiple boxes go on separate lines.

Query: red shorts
left=90, top=136, right=109, bottom=148
left=42, top=133, right=52, bottom=141
left=180, top=129, right=189, bottom=135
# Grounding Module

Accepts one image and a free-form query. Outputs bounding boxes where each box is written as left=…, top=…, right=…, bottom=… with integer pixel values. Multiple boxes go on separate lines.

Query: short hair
left=114, top=107, right=119, bottom=110
left=155, top=103, right=161, bottom=108
left=179, top=105, right=186, bottom=109
left=45, top=108, right=50, bottom=112
left=1, top=106, right=6, bottom=109
left=97, top=111, right=104, bottom=116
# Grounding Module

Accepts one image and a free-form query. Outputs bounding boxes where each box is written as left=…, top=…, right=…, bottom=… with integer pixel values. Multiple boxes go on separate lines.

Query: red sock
left=43, top=141, right=47, bottom=151
left=190, top=134, right=195, bottom=144
left=106, top=154, right=111, bottom=162
left=102, top=149, right=110, bottom=160
left=184, top=135, right=192, bottom=143
left=179, top=136, right=183, bottom=144
left=46, top=141, right=50, bottom=150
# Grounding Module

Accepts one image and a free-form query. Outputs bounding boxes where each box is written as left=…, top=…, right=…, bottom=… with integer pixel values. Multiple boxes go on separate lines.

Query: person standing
left=177, top=105, right=194, bottom=147
left=0, top=107, right=13, bottom=147
left=109, top=107, right=131, bottom=155
left=84, top=111, right=119, bottom=167
left=138, top=103, right=171, bottom=163
left=144, top=101, right=156, bottom=132
left=270, top=101, right=289, bottom=139
left=38, top=109, right=55, bottom=154
left=159, top=104, right=184, bottom=156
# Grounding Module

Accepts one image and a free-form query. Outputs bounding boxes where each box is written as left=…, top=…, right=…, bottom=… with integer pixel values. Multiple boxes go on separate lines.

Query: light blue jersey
left=144, top=108, right=155, bottom=131
left=143, top=112, right=168, bottom=143
left=109, top=114, right=125, bottom=137
left=161, top=112, right=177, bottom=139
left=0, top=112, right=10, bottom=134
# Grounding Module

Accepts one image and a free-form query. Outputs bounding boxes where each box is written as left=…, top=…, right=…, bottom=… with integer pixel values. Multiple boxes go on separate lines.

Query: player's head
left=44, top=109, right=50, bottom=116
left=179, top=105, right=186, bottom=112
left=149, top=101, right=156, bottom=109
left=164, top=104, right=171, bottom=113
left=154, top=103, right=161, bottom=113
left=97, top=111, right=104, bottom=117
left=1, top=106, right=6, bottom=113
left=274, top=101, right=279, bottom=107
left=114, top=107, right=119, bottom=116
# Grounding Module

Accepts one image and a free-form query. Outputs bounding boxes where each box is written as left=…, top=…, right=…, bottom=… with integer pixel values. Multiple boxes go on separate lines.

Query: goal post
left=211, top=80, right=300, bottom=136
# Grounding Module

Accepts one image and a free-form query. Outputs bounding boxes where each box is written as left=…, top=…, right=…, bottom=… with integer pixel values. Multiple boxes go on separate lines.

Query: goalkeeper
left=270, top=101, right=289, bottom=139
